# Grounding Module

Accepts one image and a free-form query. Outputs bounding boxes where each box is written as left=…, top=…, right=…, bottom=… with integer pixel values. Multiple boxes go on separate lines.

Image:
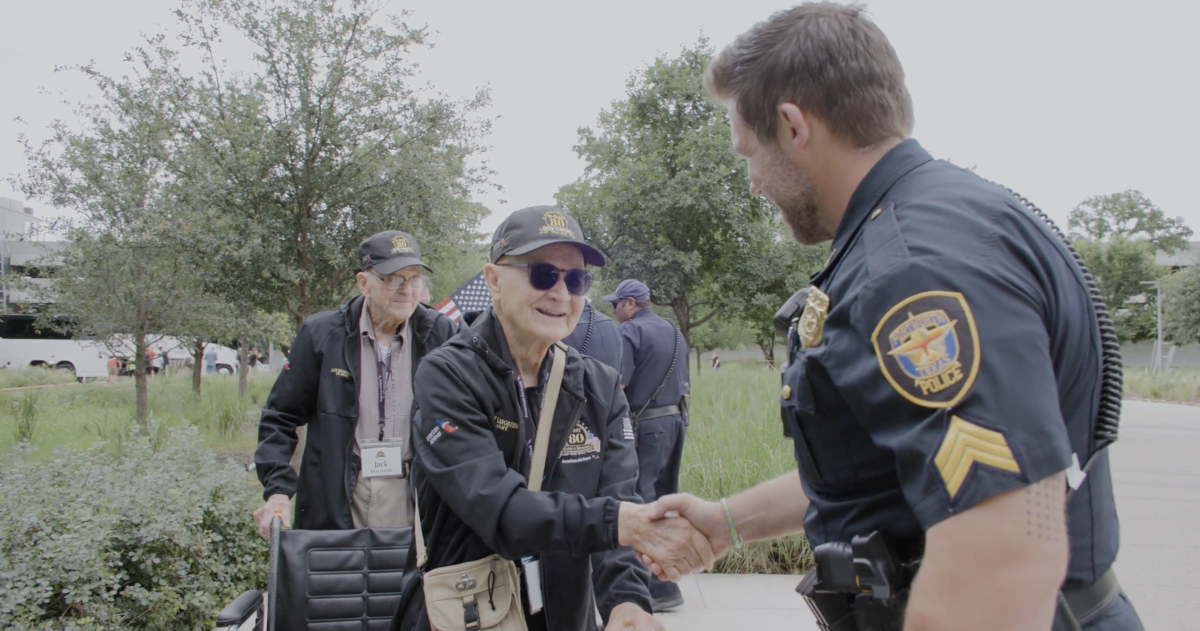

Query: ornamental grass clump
left=0, top=425, right=267, bottom=630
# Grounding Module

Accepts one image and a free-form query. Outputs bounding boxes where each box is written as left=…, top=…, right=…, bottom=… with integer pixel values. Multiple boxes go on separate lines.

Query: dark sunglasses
left=497, top=262, right=593, bottom=296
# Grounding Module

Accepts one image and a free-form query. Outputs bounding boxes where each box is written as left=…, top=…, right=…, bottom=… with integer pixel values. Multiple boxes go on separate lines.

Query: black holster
left=796, top=531, right=914, bottom=631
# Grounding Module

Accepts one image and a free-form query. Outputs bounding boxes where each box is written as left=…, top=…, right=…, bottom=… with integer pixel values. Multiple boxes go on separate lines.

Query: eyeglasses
left=369, top=270, right=426, bottom=290
left=496, top=262, right=593, bottom=296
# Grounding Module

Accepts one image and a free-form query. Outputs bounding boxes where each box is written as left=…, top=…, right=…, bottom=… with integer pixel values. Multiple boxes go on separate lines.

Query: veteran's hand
left=253, top=494, right=292, bottom=539
left=618, top=501, right=715, bottom=581
left=605, top=602, right=664, bottom=631
left=641, top=494, right=731, bottom=580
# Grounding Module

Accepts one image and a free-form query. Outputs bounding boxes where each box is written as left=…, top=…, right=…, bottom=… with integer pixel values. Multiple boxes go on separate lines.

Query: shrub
left=12, top=390, right=40, bottom=444
left=0, top=425, right=267, bottom=630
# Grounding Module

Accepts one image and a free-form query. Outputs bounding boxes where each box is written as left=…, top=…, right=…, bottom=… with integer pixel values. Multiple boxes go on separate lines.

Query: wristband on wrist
left=720, top=497, right=744, bottom=549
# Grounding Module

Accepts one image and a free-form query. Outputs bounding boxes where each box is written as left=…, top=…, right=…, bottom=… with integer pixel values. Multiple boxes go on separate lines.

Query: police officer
left=644, top=5, right=1142, bottom=630
left=603, top=279, right=689, bottom=612
left=562, top=298, right=623, bottom=373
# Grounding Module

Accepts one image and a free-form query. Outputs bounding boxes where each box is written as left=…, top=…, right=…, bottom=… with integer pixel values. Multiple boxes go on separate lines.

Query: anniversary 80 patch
left=871, top=291, right=980, bottom=408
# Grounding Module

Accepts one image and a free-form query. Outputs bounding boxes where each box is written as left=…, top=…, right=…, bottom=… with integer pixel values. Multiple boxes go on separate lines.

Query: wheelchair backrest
left=272, top=526, right=412, bottom=631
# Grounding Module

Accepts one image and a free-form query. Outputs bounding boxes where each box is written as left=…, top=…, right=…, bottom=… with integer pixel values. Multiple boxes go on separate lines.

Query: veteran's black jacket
left=255, top=296, right=458, bottom=530
left=404, top=309, right=652, bottom=630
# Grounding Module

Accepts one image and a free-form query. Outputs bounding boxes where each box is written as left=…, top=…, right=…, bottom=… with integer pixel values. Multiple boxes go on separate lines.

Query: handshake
left=617, top=493, right=735, bottom=582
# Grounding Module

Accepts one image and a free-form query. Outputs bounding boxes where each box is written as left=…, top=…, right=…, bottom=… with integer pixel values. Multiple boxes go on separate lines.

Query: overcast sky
left=2, top=0, right=1197, bottom=238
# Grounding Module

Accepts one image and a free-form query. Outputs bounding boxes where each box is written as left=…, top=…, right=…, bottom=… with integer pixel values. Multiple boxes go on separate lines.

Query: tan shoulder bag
left=413, top=343, right=567, bottom=631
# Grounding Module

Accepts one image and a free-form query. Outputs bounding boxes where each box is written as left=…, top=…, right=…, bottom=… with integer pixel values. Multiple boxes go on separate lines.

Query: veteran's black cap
left=490, top=206, right=605, bottom=267
left=358, top=230, right=433, bottom=275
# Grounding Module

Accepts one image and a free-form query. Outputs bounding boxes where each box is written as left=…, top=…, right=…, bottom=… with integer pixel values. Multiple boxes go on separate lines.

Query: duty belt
left=634, top=404, right=680, bottom=422
left=1061, top=568, right=1121, bottom=627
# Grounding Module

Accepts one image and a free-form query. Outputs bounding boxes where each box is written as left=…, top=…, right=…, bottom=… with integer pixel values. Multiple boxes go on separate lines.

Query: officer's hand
left=641, top=494, right=730, bottom=580
left=253, top=494, right=292, bottom=539
left=604, top=602, right=664, bottom=631
left=617, top=501, right=714, bottom=581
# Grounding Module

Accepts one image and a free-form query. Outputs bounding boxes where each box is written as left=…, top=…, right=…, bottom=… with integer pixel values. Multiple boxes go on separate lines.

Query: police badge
left=798, top=286, right=830, bottom=349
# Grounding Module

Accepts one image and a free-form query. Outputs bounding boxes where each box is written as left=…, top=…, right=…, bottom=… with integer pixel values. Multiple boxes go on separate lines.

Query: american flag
left=435, top=272, right=493, bottom=322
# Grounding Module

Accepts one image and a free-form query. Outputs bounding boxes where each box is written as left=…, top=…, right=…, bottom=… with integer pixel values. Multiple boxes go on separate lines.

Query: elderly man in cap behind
left=604, top=278, right=690, bottom=612
left=253, top=230, right=458, bottom=537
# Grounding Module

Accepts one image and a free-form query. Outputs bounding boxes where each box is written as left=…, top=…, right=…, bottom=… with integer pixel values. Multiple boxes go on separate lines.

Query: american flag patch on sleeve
left=622, top=417, right=635, bottom=441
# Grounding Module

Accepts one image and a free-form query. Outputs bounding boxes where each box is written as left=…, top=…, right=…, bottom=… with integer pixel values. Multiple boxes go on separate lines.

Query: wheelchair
left=214, top=517, right=412, bottom=631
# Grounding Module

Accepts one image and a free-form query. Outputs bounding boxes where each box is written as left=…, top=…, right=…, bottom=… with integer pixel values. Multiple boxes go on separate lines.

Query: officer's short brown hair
left=705, top=2, right=913, bottom=149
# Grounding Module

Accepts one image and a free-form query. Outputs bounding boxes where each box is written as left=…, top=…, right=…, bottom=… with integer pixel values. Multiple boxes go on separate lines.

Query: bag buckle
left=463, top=595, right=481, bottom=630
left=455, top=572, right=477, bottom=592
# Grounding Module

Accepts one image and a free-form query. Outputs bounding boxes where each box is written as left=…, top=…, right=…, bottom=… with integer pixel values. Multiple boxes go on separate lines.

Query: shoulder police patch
left=871, top=290, right=980, bottom=408
left=932, top=414, right=1024, bottom=504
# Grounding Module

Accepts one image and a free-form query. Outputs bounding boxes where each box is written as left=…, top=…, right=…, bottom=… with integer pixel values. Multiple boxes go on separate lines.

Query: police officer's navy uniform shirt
left=620, top=309, right=688, bottom=410
left=783, top=139, right=1119, bottom=586
left=563, top=302, right=623, bottom=374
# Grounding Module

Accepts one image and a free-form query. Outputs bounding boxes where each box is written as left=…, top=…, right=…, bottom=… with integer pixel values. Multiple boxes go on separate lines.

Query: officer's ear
left=776, top=103, right=812, bottom=154
left=355, top=271, right=371, bottom=295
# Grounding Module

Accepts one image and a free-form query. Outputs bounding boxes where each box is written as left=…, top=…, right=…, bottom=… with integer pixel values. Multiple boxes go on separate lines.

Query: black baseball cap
left=490, top=206, right=605, bottom=267
left=358, top=230, right=433, bottom=275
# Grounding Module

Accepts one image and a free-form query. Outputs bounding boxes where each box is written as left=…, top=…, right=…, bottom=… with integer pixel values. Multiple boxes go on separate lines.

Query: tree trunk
left=192, top=340, right=204, bottom=396
left=694, top=347, right=701, bottom=378
left=134, top=334, right=149, bottom=429
left=238, top=333, right=249, bottom=400
left=758, top=330, right=776, bottom=369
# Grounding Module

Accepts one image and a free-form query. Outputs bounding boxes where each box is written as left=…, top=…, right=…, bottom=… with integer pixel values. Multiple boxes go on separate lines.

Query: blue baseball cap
left=601, top=279, right=650, bottom=303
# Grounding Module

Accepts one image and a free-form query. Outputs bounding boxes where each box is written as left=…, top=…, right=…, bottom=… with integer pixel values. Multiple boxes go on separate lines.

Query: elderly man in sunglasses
left=395, top=206, right=709, bottom=631
left=253, top=230, right=458, bottom=538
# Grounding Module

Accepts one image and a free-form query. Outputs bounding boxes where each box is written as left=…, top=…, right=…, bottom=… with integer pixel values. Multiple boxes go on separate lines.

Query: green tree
left=174, top=0, right=494, bottom=329
left=722, top=219, right=827, bottom=367
left=557, top=39, right=777, bottom=369
left=1068, top=190, right=1193, bottom=253
left=1163, top=261, right=1200, bottom=343
left=15, top=48, right=228, bottom=427
left=1074, top=237, right=1167, bottom=342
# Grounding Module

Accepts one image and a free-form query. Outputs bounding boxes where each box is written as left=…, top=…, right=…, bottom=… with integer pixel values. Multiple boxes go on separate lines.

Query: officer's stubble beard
left=760, top=143, right=833, bottom=246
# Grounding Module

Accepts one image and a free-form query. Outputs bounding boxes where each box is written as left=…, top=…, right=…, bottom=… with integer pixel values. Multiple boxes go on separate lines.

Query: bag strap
left=528, top=342, right=567, bottom=493
left=413, top=342, right=568, bottom=568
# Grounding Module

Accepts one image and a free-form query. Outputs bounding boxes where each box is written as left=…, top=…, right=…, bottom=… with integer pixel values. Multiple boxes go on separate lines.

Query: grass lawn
left=680, top=361, right=812, bottom=573
left=0, top=370, right=272, bottom=456
left=1124, top=367, right=1200, bottom=404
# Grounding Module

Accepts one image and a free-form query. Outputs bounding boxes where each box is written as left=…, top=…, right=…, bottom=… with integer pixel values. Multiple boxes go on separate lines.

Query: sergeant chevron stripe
left=934, top=415, right=1022, bottom=501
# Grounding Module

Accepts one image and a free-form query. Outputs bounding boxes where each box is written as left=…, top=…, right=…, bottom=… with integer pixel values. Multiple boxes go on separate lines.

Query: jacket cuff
left=262, top=484, right=295, bottom=502
left=604, top=498, right=621, bottom=549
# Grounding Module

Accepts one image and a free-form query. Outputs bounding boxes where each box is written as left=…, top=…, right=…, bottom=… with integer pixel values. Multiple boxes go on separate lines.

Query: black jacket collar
left=464, top=308, right=585, bottom=401
left=338, top=295, right=440, bottom=346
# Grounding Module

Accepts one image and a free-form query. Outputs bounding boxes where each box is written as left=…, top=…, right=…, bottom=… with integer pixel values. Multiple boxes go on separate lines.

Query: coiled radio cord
left=1007, top=189, right=1123, bottom=454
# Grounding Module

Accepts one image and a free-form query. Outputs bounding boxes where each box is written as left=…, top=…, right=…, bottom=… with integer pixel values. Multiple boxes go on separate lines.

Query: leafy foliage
left=1074, top=237, right=1167, bottom=342
left=173, top=0, right=494, bottom=326
left=1067, top=190, right=1193, bottom=253
left=0, top=425, right=266, bottom=630
left=1163, top=260, right=1200, bottom=343
left=557, top=39, right=781, bottom=360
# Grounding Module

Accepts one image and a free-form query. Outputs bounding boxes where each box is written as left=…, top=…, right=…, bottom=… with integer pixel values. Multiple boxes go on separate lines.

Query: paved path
left=654, top=399, right=1198, bottom=630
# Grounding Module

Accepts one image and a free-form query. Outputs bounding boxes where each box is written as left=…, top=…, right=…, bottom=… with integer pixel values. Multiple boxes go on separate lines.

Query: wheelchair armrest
left=215, top=589, right=263, bottom=628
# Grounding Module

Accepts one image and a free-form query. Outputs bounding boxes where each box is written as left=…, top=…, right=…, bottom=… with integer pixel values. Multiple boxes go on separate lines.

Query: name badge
left=360, top=440, right=406, bottom=478
left=521, top=555, right=544, bottom=614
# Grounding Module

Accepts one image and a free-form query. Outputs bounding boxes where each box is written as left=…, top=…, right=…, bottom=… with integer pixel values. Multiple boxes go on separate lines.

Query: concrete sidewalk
left=652, top=399, right=1197, bottom=631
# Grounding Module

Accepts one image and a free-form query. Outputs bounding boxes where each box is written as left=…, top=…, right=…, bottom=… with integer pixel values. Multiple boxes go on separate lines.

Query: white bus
left=0, top=315, right=111, bottom=379
left=0, top=315, right=241, bottom=379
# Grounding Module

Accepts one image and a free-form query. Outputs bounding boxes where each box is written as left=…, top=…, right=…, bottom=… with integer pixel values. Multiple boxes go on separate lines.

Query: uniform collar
left=830, top=138, right=933, bottom=256
left=630, top=307, right=655, bottom=322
